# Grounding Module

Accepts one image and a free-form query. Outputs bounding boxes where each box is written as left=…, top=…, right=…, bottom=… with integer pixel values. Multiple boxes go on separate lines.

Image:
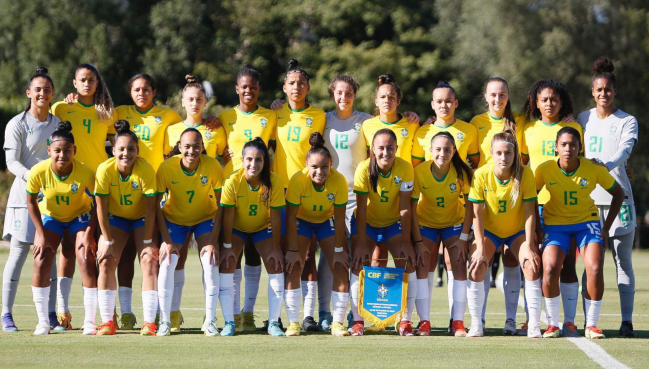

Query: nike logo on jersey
left=171, top=181, right=180, bottom=184
left=302, top=195, right=310, bottom=198
left=125, top=116, right=134, bottom=119
left=478, top=126, right=486, bottom=129
left=549, top=182, right=557, bottom=185
left=277, top=116, right=285, bottom=120
left=228, top=122, right=235, bottom=126
left=111, top=183, right=118, bottom=187
left=237, top=195, right=245, bottom=198
left=67, top=111, right=76, bottom=114
left=422, top=186, right=430, bottom=190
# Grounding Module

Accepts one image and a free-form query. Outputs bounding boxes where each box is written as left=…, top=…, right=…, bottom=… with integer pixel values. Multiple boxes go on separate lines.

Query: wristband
left=103, top=240, right=114, bottom=246
left=223, top=243, right=232, bottom=249
left=143, top=239, right=152, bottom=244
left=334, top=247, right=344, bottom=253
left=459, top=233, right=469, bottom=241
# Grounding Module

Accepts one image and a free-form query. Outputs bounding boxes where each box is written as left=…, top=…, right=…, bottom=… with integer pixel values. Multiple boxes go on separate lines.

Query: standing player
left=284, top=133, right=349, bottom=337
left=467, top=130, right=542, bottom=338
left=520, top=79, right=583, bottom=336
left=155, top=128, right=224, bottom=337
left=577, top=58, right=638, bottom=337
left=411, top=132, right=473, bottom=336
left=220, top=138, right=285, bottom=336
left=535, top=127, right=623, bottom=339
left=94, top=121, right=159, bottom=336
left=350, top=129, right=417, bottom=336
left=25, top=122, right=97, bottom=335
left=2, top=67, right=61, bottom=332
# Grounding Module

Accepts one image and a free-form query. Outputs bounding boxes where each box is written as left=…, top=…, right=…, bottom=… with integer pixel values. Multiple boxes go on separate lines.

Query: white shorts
left=597, top=204, right=636, bottom=237
left=3, top=207, right=35, bottom=243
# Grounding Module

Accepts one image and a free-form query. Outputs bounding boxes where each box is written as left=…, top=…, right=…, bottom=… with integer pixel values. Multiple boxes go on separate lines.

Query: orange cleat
left=351, top=321, right=364, bottom=336
left=399, top=321, right=415, bottom=336
left=452, top=320, right=467, bottom=337
left=140, top=322, right=157, bottom=336
left=97, top=321, right=116, bottom=336
left=417, top=320, right=431, bottom=336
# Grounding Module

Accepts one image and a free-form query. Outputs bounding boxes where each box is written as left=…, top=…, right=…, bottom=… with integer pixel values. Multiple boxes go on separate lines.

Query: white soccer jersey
left=577, top=108, right=637, bottom=206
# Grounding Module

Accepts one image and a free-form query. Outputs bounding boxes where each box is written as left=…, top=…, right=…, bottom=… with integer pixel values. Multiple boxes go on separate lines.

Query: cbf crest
left=580, top=178, right=588, bottom=188
left=354, top=123, right=361, bottom=133
left=132, top=181, right=139, bottom=190
left=378, top=284, right=389, bottom=298
left=260, top=118, right=268, bottom=128
left=327, top=193, right=335, bottom=201
left=401, top=129, right=408, bottom=138
left=457, top=132, right=464, bottom=141
left=449, top=183, right=457, bottom=192
left=394, top=176, right=402, bottom=185
left=201, top=175, right=208, bottom=185
left=70, top=184, right=79, bottom=193
left=306, top=118, right=313, bottom=127
left=154, top=116, right=162, bottom=124
left=205, top=132, right=212, bottom=139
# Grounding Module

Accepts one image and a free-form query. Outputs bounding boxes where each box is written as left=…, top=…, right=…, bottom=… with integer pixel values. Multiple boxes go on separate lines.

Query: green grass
left=0, top=247, right=647, bottom=368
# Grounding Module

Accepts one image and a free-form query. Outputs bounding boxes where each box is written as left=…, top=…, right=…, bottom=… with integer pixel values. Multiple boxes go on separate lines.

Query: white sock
left=544, top=295, right=560, bottom=327
left=201, top=253, right=220, bottom=321
left=118, top=286, right=132, bottom=315
left=452, top=279, right=467, bottom=322
left=302, top=280, right=317, bottom=318
left=585, top=298, right=602, bottom=327
left=331, top=291, right=349, bottom=323
left=403, top=272, right=417, bottom=321
left=560, top=282, right=579, bottom=324
left=317, top=253, right=333, bottom=312
left=445, top=270, right=454, bottom=319
left=267, top=274, right=284, bottom=322
left=467, top=281, right=484, bottom=327
left=171, top=269, right=185, bottom=312
left=415, top=278, right=430, bottom=321
left=242, top=264, right=261, bottom=313
left=524, top=279, right=542, bottom=328
left=83, top=287, right=98, bottom=327
left=32, top=286, right=50, bottom=326
left=482, top=267, right=491, bottom=323
left=219, top=273, right=234, bottom=321
left=233, top=269, right=242, bottom=315
left=141, top=290, right=158, bottom=323
left=350, top=274, right=362, bottom=322
left=57, top=277, right=73, bottom=313
left=284, top=288, right=301, bottom=323
left=157, top=254, right=179, bottom=323
left=98, top=290, right=116, bottom=323
left=503, top=267, right=521, bottom=322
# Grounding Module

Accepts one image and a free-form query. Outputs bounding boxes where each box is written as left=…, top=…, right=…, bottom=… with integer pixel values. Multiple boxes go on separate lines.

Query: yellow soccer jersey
left=156, top=154, right=223, bottom=226
left=468, top=164, right=537, bottom=238
left=116, top=105, right=182, bottom=171
left=94, top=157, right=156, bottom=220
left=470, top=113, right=526, bottom=167
left=286, top=167, right=348, bottom=224
left=521, top=120, right=584, bottom=204
left=353, top=157, right=414, bottom=228
left=361, top=115, right=418, bottom=164
left=412, top=162, right=470, bottom=229
left=219, top=106, right=277, bottom=176
left=25, top=158, right=94, bottom=222
left=164, top=122, right=227, bottom=160
left=535, top=158, right=616, bottom=226
left=273, top=104, right=326, bottom=187
left=52, top=101, right=117, bottom=171
left=220, top=168, right=285, bottom=233
left=412, top=120, right=479, bottom=162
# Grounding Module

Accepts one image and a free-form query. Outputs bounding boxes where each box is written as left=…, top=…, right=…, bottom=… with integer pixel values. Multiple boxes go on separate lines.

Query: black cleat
left=302, top=316, right=320, bottom=332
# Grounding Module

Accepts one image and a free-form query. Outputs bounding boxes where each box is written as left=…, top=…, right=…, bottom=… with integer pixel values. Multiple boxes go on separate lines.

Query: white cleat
left=467, top=324, right=484, bottom=337
left=204, top=319, right=219, bottom=337
left=503, top=319, right=517, bottom=335
left=157, top=322, right=171, bottom=336
left=82, top=324, right=97, bottom=335
left=33, top=323, right=50, bottom=336
left=527, top=322, right=542, bottom=338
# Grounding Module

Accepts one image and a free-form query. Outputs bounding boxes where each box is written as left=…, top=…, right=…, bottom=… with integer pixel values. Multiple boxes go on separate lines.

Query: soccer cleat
left=285, top=322, right=301, bottom=336
left=234, top=314, right=244, bottom=333
left=447, top=318, right=453, bottom=333
left=467, top=324, right=484, bottom=337
left=517, top=320, right=528, bottom=336
left=417, top=320, right=431, bottom=336
left=503, top=319, right=517, bottom=335
left=399, top=321, right=415, bottom=336
left=49, top=312, right=60, bottom=330
left=585, top=326, right=605, bottom=339
left=619, top=321, right=636, bottom=338
left=55, top=311, right=72, bottom=331
left=435, top=278, right=443, bottom=287
left=221, top=321, right=236, bottom=336
left=543, top=325, right=560, bottom=338
left=204, top=320, right=219, bottom=337
left=351, top=321, right=364, bottom=336
left=490, top=280, right=496, bottom=288
left=33, top=322, right=50, bottom=335
left=120, top=313, right=137, bottom=330
left=331, top=322, right=350, bottom=337
left=82, top=324, right=97, bottom=335
left=113, top=310, right=119, bottom=329
left=259, top=318, right=283, bottom=332
left=318, top=311, right=334, bottom=331
left=157, top=322, right=171, bottom=336
left=346, top=311, right=354, bottom=331
left=140, top=322, right=157, bottom=336
left=452, top=320, right=467, bottom=337
left=364, top=324, right=385, bottom=333
left=267, top=321, right=284, bottom=336
left=527, top=322, right=542, bottom=338
left=242, top=312, right=257, bottom=332
left=302, top=316, right=320, bottom=332
left=170, top=311, right=183, bottom=333
left=2, top=313, right=18, bottom=332
left=563, top=321, right=580, bottom=337
left=97, top=321, right=116, bottom=336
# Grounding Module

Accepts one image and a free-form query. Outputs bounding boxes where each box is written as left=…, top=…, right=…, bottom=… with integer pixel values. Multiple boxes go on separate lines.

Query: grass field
left=0, top=246, right=647, bottom=368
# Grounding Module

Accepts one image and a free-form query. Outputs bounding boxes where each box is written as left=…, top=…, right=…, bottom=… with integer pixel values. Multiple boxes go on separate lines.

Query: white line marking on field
left=495, top=273, right=630, bottom=369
